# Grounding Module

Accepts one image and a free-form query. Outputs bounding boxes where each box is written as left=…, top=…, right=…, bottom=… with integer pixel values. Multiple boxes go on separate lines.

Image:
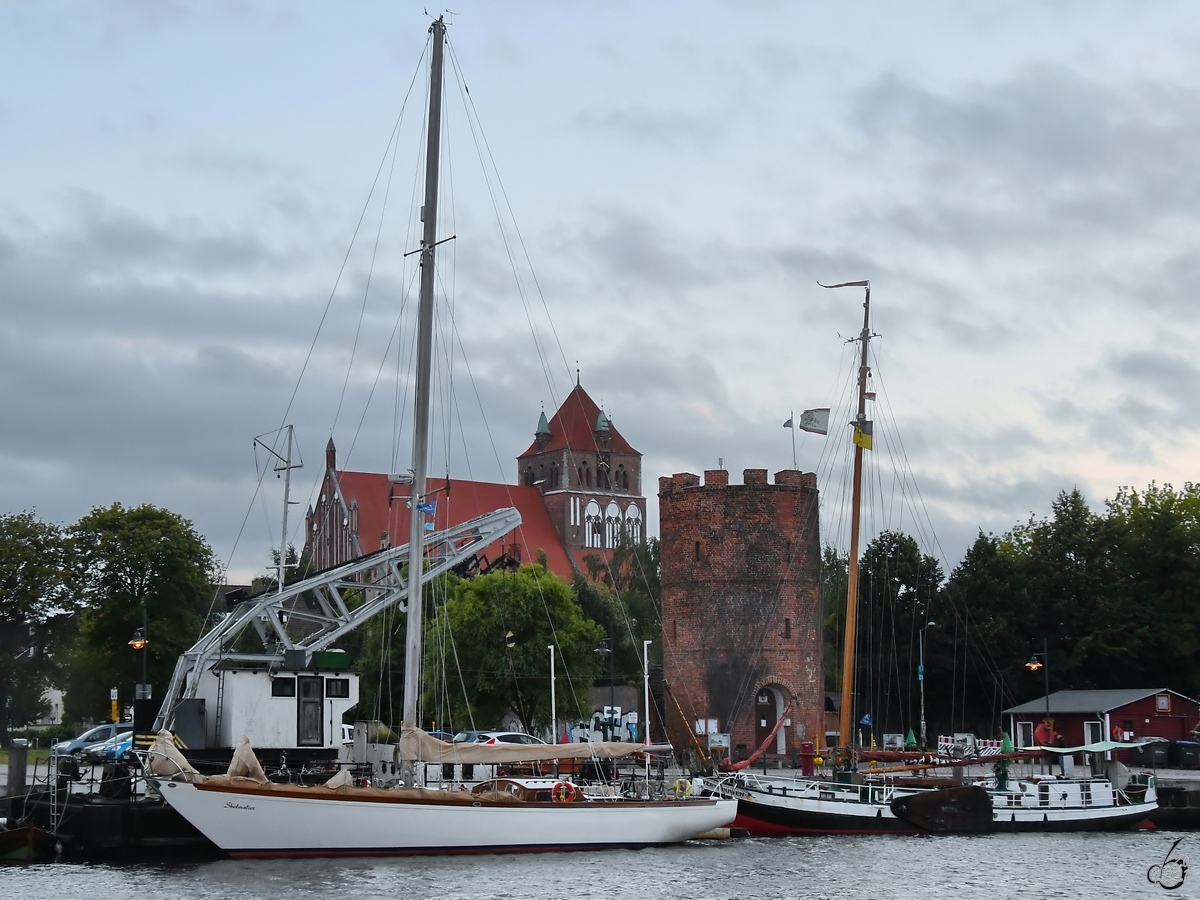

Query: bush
left=9, top=723, right=79, bottom=747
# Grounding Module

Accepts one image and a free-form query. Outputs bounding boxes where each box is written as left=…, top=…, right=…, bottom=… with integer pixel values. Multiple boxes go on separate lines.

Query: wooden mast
left=821, top=280, right=871, bottom=755
left=402, top=16, right=446, bottom=770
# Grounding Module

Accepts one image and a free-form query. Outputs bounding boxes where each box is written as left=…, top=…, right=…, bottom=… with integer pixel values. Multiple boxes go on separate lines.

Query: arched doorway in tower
left=754, top=685, right=788, bottom=756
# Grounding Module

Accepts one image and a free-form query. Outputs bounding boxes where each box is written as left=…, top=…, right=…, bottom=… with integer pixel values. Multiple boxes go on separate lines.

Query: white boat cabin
left=187, top=651, right=359, bottom=751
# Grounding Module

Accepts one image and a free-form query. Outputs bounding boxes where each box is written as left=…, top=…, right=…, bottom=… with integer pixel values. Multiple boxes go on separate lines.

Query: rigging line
left=870, top=353, right=1014, bottom=706
left=446, top=39, right=575, bottom=394
left=440, top=304, right=591, bottom=716
left=331, top=92, right=405, bottom=443
left=343, top=266, right=418, bottom=465
left=199, top=426, right=280, bottom=635
left=444, top=43, right=563, bottom=410
left=277, top=39, right=428, bottom=438
left=392, top=80, right=430, bottom=474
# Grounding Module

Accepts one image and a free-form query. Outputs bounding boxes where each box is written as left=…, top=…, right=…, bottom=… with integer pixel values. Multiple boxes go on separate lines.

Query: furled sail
left=398, top=726, right=664, bottom=763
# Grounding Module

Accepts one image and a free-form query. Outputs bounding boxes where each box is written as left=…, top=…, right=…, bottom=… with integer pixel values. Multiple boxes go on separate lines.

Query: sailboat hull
left=715, top=774, right=1157, bottom=835
left=153, top=780, right=737, bottom=857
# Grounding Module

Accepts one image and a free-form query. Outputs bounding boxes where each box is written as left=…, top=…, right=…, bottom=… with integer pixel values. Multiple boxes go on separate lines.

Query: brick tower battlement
left=659, top=468, right=822, bottom=763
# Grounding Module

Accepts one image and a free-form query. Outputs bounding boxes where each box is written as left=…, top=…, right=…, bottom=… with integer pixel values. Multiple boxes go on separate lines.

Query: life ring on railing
left=553, top=781, right=578, bottom=803
left=673, top=778, right=693, bottom=797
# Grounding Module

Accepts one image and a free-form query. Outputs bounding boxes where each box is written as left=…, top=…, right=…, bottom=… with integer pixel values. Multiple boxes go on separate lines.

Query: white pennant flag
left=799, top=408, right=830, bottom=435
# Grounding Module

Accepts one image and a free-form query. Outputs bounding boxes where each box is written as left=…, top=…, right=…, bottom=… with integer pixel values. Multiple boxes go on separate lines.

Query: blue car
left=81, top=732, right=134, bottom=764
left=52, top=723, right=132, bottom=757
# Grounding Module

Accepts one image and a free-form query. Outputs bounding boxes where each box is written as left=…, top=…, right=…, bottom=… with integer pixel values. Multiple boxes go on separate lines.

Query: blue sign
left=423, top=521, right=435, bottom=531
left=417, top=501, right=437, bottom=514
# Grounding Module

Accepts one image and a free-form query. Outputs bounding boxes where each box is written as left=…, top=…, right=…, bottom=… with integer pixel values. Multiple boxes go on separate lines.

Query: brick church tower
left=517, top=383, right=646, bottom=559
left=659, top=468, right=822, bottom=763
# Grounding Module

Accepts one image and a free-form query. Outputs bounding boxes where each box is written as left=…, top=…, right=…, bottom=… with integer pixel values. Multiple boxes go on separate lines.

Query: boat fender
left=553, top=782, right=578, bottom=803
left=674, top=779, right=693, bottom=797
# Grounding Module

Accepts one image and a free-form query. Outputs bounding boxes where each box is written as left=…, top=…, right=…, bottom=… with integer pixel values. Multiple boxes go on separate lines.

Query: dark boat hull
left=890, top=786, right=993, bottom=833
left=0, top=825, right=57, bottom=862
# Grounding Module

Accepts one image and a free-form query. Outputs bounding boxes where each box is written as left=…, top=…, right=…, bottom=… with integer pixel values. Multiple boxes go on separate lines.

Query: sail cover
left=1025, top=739, right=1153, bottom=754
left=398, top=726, right=655, bottom=763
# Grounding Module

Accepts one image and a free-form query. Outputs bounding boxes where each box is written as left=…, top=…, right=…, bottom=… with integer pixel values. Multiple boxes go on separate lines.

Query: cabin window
left=1157, top=693, right=1172, bottom=712
left=271, top=677, right=296, bottom=697
left=326, top=678, right=350, bottom=699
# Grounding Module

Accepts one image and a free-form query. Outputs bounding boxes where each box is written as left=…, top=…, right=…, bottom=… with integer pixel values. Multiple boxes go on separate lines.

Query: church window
left=694, top=541, right=702, bottom=561
left=584, top=500, right=603, bottom=549
left=622, top=468, right=629, bottom=490
left=605, top=501, right=622, bottom=548
left=624, top=504, right=642, bottom=544
left=784, top=618, right=792, bottom=639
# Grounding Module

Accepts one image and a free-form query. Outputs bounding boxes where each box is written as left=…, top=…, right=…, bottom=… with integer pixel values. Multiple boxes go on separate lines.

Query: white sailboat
left=149, top=16, right=734, bottom=856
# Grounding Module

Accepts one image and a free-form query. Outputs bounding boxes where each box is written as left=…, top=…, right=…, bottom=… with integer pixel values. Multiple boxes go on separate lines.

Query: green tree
left=66, top=504, right=215, bottom=721
left=855, top=531, right=943, bottom=738
left=431, top=564, right=604, bottom=734
left=1104, top=482, right=1200, bottom=696
left=821, top=545, right=848, bottom=692
left=0, top=512, right=76, bottom=743
left=580, top=537, right=662, bottom=687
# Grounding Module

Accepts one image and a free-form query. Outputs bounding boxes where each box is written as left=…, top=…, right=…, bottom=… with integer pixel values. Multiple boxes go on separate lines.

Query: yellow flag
left=853, top=420, right=873, bottom=451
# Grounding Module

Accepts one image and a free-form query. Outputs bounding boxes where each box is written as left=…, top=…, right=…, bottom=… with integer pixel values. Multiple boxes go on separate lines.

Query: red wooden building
left=1005, top=688, right=1200, bottom=756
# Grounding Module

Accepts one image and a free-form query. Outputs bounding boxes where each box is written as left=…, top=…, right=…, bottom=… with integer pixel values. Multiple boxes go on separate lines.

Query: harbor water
left=4, top=831, right=1193, bottom=899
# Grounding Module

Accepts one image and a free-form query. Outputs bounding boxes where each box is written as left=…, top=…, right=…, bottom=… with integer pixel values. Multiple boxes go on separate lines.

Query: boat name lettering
left=224, top=801, right=256, bottom=811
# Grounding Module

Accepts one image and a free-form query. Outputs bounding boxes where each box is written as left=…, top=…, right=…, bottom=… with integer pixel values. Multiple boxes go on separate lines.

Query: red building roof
left=333, top=472, right=575, bottom=579
left=519, top=385, right=638, bottom=457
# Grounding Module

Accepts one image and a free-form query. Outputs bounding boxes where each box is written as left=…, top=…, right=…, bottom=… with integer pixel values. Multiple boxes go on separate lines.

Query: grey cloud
left=849, top=66, right=1200, bottom=258
left=571, top=105, right=726, bottom=150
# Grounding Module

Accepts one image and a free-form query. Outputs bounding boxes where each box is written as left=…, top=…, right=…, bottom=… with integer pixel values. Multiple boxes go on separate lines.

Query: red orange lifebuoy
left=553, top=781, right=578, bottom=803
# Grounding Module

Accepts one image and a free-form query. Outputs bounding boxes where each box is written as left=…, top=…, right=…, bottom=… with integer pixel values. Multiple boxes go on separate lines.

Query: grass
left=0, top=748, right=52, bottom=766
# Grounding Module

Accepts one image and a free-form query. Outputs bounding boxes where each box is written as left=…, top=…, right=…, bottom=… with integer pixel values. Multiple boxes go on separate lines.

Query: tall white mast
left=402, top=15, right=446, bottom=750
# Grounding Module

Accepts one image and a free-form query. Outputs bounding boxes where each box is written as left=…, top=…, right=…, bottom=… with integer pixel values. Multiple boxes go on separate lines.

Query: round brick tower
left=659, top=467, right=822, bottom=766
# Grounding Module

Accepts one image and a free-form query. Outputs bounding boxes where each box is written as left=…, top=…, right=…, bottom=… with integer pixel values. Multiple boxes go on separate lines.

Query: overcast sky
left=3, top=0, right=1199, bottom=582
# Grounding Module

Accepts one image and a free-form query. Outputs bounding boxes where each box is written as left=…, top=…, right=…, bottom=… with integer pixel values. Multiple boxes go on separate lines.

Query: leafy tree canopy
left=429, top=564, right=604, bottom=735
left=0, top=511, right=76, bottom=740
left=65, top=504, right=215, bottom=721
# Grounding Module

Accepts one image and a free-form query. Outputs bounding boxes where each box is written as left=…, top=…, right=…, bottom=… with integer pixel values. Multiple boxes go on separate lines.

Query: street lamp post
left=548, top=644, right=556, bottom=743
left=642, top=639, right=652, bottom=798
left=594, top=636, right=614, bottom=740
left=918, top=621, right=936, bottom=750
left=1025, top=637, right=1050, bottom=742
left=128, top=606, right=149, bottom=701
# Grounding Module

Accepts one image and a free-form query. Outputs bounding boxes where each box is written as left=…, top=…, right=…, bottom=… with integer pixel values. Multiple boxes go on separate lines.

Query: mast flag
left=783, top=417, right=793, bottom=429
left=852, top=420, right=874, bottom=450
left=799, top=408, right=830, bottom=435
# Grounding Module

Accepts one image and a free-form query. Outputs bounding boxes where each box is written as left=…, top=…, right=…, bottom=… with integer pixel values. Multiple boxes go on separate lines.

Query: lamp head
left=1025, top=656, right=1042, bottom=671
left=128, top=628, right=148, bottom=651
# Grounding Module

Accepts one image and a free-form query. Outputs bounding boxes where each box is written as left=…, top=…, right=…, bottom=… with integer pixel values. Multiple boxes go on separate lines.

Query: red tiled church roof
left=519, top=384, right=638, bottom=458
left=333, top=472, right=574, bottom=579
